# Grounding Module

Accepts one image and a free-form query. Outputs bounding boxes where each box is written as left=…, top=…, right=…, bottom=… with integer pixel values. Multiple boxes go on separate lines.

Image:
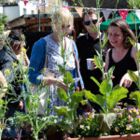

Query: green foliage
left=127, top=0, right=140, bottom=9
left=12, top=60, right=58, bottom=140
left=15, top=90, right=58, bottom=140
left=0, top=98, right=7, bottom=140
left=84, top=80, right=128, bottom=113
left=55, top=88, right=85, bottom=134
left=111, top=107, right=140, bottom=135
left=0, top=14, right=7, bottom=34
left=0, top=99, right=7, bottom=119
left=0, top=14, right=7, bottom=24
left=75, top=114, right=101, bottom=137
left=94, top=53, right=104, bottom=72
left=130, top=91, right=140, bottom=108
left=96, top=113, right=116, bottom=132
left=128, top=70, right=139, bottom=88
left=70, top=0, right=84, bottom=6
left=57, top=88, right=68, bottom=102
left=136, top=49, right=140, bottom=62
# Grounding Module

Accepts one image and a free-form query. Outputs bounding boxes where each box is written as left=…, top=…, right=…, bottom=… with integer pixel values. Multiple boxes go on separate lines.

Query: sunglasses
left=83, top=19, right=98, bottom=26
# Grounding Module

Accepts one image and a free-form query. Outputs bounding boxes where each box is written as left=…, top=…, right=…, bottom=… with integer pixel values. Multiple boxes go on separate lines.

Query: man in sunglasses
left=76, top=9, right=102, bottom=112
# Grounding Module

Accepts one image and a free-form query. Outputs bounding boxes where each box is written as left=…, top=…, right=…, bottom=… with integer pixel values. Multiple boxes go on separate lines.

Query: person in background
left=8, top=30, right=29, bottom=66
left=76, top=9, right=103, bottom=113
left=28, top=7, right=84, bottom=115
left=0, top=33, right=25, bottom=138
left=7, top=30, right=29, bottom=115
left=0, top=33, right=24, bottom=117
left=105, top=19, right=138, bottom=103
left=76, top=9, right=102, bottom=94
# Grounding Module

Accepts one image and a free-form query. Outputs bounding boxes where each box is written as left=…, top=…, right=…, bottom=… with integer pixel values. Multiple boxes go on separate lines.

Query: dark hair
left=8, top=30, right=25, bottom=47
left=82, top=8, right=96, bottom=21
left=8, top=30, right=22, bottom=41
left=107, top=19, right=136, bottom=49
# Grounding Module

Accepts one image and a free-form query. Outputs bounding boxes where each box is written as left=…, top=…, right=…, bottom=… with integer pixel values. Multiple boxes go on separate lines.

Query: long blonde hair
left=51, top=7, right=73, bottom=32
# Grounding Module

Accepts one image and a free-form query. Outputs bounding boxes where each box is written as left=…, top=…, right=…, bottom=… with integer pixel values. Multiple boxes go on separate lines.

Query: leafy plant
left=0, top=14, right=7, bottom=34
left=15, top=86, right=58, bottom=140
left=0, top=98, right=8, bottom=140
left=84, top=78, right=128, bottom=114
left=54, top=71, right=85, bottom=135
left=127, top=0, right=140, bottom=9
left=111, top=106, right=140, bottom=135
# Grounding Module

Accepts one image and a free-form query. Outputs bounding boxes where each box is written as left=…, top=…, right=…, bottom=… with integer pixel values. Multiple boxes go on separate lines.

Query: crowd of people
left=0, top=7, right=139, bottom=138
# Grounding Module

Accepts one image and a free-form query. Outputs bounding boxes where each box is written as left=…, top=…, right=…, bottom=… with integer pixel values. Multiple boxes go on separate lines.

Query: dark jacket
left=0, top=46, right=24, bottom=117
left=76, top=33, right=102, bottom=93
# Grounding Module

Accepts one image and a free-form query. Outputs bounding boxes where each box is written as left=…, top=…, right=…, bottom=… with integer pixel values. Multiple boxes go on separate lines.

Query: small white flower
left=80, top=125, right=84, bottom=129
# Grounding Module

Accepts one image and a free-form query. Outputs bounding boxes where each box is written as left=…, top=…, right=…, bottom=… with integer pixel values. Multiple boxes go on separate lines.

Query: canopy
left=100, top=12, right=140, bottom=31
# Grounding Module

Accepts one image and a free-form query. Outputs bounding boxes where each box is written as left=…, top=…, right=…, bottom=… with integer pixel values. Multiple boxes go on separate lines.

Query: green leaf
left=128, top=70, right=139, bottom=84
left=71, top=91, right=84, bottom=103
left=84, top=90, right=105, bottom=112
left=58, top=65, right=66, bottom=74
left=136, top=49, right=140, bottom=61
left=107, top=86, right=128, bottom=111
left=25, top=95, right=31, bottom=110
left=95, top=113, right=117, bottom=131
left=94, top=55, right=102, bottom=69
left=100, top=33, right=108, bottom=49
left=106, top=66, right=115, bottom=80
left=130, top=91, right=140, bottom=108
left=90, top=76, right=101, bottom=87
left=57, top=88, right=68, bottom=102
left=63, top=71, right=74, bottom=84
left=54, top=106, right=70, bottom=117
left=99, top=79, right=113, bottom=95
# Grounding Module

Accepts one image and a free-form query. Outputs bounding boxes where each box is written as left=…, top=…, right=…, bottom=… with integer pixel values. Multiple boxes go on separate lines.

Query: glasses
left=83, top=19, right=98, bottom=26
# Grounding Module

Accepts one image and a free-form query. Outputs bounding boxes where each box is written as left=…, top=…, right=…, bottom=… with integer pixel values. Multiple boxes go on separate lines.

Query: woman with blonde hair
left=29, top=7, right=84, bottom=114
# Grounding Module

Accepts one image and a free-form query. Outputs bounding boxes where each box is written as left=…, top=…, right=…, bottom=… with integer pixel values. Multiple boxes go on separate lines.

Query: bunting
left=118, top=9, right=128, bottom=20
left=101, top=9, right=112, bottom=20
left=23, top=0, right=28, bottom=6
left=75, top=7, right=83, bottom=17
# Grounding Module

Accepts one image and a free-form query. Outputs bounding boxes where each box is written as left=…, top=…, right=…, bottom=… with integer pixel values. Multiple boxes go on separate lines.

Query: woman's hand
left=120, top=73, right=133, bottom=88
left=42, top=77, right=67, bottom=90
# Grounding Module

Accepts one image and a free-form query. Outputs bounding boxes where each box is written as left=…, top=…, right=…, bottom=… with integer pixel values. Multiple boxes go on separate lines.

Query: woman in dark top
left=108, top=47, right=137, bottom=86
left=105, top=19, right=138, bottom=92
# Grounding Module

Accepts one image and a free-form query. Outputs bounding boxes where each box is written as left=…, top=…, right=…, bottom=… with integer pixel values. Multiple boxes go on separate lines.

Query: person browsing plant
left=28, top=7, right=84, bottom=114
left=105, top=19, right=138, bottom=103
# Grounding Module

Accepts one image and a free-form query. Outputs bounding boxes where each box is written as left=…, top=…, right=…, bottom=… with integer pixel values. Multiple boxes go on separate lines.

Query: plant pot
left=68, top=133, right=140, bottom=140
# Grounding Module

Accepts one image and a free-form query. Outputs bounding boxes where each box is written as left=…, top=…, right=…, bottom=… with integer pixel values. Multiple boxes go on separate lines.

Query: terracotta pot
left=68, top=134, right=140, bottom=140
